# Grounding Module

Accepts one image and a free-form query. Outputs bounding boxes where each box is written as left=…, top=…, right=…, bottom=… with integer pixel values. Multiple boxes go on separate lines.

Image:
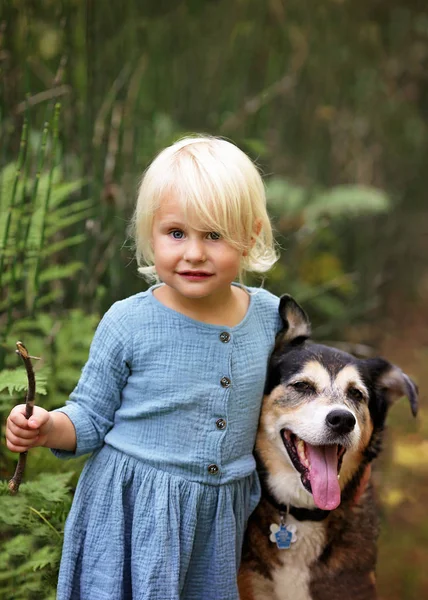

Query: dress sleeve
left=51, top=302, right=133, bottom=459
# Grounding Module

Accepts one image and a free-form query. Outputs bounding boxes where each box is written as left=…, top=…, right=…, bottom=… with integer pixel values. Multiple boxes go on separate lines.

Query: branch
left=8, top=342, right=40, bottom=495
left=14, top=85, right=70, bottom=115
left=219, top=74, right=296, bottom=133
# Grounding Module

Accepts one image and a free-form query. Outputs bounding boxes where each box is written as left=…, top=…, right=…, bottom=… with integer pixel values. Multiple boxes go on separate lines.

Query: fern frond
left=42, top=234, right=87, bottom=257
left=47, top=198, right=94, bottom=221
left=0, top=368, right=48, bottom=396
left=43, top=178, right=85, bottom=209
left=36, top=289, right=67, bottom=308
left=0, top=534, right=34, bottom=558
left=0, top=291, right=25, bottom=311
left=305, top=185, right=390, bottom=221
left=23, top=472, right=74, bottom=504
left=38, top=262, right=83, bottom=283
left=266, top=177, right=307, bottom=215
left=45, top=207, right=94, bottom=237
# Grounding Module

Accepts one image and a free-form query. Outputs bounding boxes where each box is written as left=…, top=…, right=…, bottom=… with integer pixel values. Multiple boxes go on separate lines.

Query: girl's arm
left=7, top=301, right=132, bottom=458
left=52, top=301, right=132, bottom=458
left=42, top=411, right=77, bottom=451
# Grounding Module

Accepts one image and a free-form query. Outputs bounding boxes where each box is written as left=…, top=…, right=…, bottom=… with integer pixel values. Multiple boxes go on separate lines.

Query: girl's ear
left=243, top=219, right=262, bottom=256
left=253, top=218, right=262, bottom=240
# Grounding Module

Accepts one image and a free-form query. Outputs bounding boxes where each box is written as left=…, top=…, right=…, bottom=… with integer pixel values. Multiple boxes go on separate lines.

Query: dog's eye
left=290, top=381, right=315, bottom=393
left=348, top=387, right=364, bottom=401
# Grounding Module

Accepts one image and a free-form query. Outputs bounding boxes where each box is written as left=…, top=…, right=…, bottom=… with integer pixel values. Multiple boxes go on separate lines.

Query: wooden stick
left=8, top=342, right=39, bottom=495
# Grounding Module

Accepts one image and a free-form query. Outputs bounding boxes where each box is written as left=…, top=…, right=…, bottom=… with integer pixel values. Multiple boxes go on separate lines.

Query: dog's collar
left=264, top=487, right=331, bottom=522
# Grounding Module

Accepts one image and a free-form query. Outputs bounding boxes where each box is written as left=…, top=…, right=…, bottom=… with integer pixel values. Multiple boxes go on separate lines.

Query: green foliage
left=0, top=307, right=97, bottom=598
left=1, top=309, right=98, bottom=412
left=1, top=2, right=427, bottom=597
left=0, top=367, right=47, bottom=397
left=0, top=474, right=74, bottom=600
left=304, top=186, right=390, bottom=221
left=266, top=178, right=391, bottom=226
left=0, top=152, right=98, bottom=596
left=0, top=158, right=91, bottom=317
left=264, top=178, right=392, bottom=334
left=0, top=369, right=47, bottom=415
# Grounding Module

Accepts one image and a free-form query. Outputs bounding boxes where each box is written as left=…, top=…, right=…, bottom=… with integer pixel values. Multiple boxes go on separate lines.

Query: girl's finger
left=6, top=440, right=36, bottom=453
left=7, top=420, right=39, bottom=439
left=9, top=406, right=48, bottom=429
left=8, top=407, right=32, bottom=428
left=6, top=430, right=38, bottom=451
left=27, top=406, right=50, bottom=427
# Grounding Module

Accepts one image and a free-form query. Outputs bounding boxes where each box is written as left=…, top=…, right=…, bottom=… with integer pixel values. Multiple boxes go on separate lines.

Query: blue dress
left=54, top=284, right=280, bottom=600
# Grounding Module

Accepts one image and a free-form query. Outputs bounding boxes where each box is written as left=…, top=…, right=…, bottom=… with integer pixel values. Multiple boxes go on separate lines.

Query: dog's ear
left=277, top=294, right=311, bottom=346
left=365, top=357, right=418, bottom=418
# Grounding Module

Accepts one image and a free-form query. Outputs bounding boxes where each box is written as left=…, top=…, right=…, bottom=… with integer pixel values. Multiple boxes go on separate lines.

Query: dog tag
left=269, top=523, right=297, bottom=550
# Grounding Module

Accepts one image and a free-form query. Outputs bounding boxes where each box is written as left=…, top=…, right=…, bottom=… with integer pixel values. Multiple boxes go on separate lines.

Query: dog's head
left=257, top=294, right=418, bottom=512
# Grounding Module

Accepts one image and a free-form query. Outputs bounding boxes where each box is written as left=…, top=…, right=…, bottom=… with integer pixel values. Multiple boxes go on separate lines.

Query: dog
left=239, top=295, right=418, bottom=600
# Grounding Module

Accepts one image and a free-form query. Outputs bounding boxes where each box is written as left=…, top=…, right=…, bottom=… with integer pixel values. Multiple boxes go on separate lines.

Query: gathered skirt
left=57, top=445, right=260, bottom=600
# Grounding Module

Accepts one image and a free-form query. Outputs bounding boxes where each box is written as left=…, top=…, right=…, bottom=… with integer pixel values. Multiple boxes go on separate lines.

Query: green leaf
left=42, top=234, right=87, bottom=257
left=0, top=291, right=25, bottom=311
left=27, top=545, right=59, bottom=571
left=243, top=138, right=268, bottom=157
left=38, top=262, right=83, bottom=283
left=23, top=472, right=74, bottom=504
left=1, top=534, right=34, bottom=558
left=47, top=198, right=94, bottom=220
left=0, top=492, right=28, bottom=525
left=45, top=207, right=94, bottom=237
left=12, top=313, right=55, bottom=336
left=36, top=289, right=65, bottom=308
left=0, top=368, right=48, bottom=395
left=310, top=294, right=348, bottom=319
left=0, top=163, right=18, bottom=211
left=39, top=178, right=84, bottom=209
left=305, top=185, right=391, bottom=221
left=266, top=177, right=307, bottom=215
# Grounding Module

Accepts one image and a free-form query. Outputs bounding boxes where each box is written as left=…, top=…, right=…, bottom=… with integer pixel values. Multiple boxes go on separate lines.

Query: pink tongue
left=305, top=444, right=341, bottom=510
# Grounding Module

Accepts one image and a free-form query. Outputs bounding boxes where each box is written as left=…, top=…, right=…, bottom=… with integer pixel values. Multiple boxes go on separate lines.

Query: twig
left=219, top=74, right=295, bottom=133
left=14, top=85, right=70, bottom=114
left=8, top=341, right=40, bottom=495
left=29, top=506, right=62, bottom=540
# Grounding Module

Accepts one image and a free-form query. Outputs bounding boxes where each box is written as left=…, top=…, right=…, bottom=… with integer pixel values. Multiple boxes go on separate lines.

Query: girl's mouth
left=178, top=271, right=213, bottom=280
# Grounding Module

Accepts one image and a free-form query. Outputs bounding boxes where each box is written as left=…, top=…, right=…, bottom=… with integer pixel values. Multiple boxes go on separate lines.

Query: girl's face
left=151, top=197, right=243, bottom=305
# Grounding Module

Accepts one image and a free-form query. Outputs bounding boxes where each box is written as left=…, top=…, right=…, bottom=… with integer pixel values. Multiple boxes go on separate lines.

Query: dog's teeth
left=296, top=440, right=309, bottom=468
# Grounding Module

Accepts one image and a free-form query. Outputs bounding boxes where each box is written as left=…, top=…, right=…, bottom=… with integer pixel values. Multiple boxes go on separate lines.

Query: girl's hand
left=5, top=405, right=53, bottom=453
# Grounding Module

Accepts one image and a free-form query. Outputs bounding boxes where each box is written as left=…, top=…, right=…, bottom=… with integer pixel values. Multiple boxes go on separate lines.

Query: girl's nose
left=183, top=239, right=206, bottom=263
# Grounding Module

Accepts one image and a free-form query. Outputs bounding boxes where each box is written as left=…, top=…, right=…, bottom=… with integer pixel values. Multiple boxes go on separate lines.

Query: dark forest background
left=0, top=1, right=427, bottom=598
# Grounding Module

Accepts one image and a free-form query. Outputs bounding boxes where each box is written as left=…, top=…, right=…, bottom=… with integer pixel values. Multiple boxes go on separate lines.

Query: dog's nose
left=326, top=409, right=356, bottom=435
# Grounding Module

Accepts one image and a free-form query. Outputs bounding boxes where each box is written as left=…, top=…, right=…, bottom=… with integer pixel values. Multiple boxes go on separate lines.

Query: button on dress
left=53, top=284, right=281, bottom=600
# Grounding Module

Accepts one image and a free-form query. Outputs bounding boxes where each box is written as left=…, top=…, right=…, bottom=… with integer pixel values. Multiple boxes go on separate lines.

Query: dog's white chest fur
left=271, top=518, right=326, bottom=600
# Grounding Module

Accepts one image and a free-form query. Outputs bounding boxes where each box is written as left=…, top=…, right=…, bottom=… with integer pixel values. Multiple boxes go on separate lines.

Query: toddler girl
left=6, top=135, right=281, bottom=600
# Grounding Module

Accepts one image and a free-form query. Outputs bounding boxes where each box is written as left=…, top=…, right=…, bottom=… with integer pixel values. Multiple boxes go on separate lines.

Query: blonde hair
left=130, top=134, right=278, bottom=282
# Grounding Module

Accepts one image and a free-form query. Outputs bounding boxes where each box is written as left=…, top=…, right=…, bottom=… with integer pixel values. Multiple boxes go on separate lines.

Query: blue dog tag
left=275, top=524, right=292, bottom=549
left=269, top=521, right=297, bottom=550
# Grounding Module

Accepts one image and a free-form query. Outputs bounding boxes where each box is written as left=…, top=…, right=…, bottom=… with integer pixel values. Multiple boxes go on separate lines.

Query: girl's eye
left=207, top=232, right=221, bottom=240
left=348, top=387, right=364, bottom=402
left=170, top=230, right=184, bottom=239
left=290, top=381, right=315, bottom=394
